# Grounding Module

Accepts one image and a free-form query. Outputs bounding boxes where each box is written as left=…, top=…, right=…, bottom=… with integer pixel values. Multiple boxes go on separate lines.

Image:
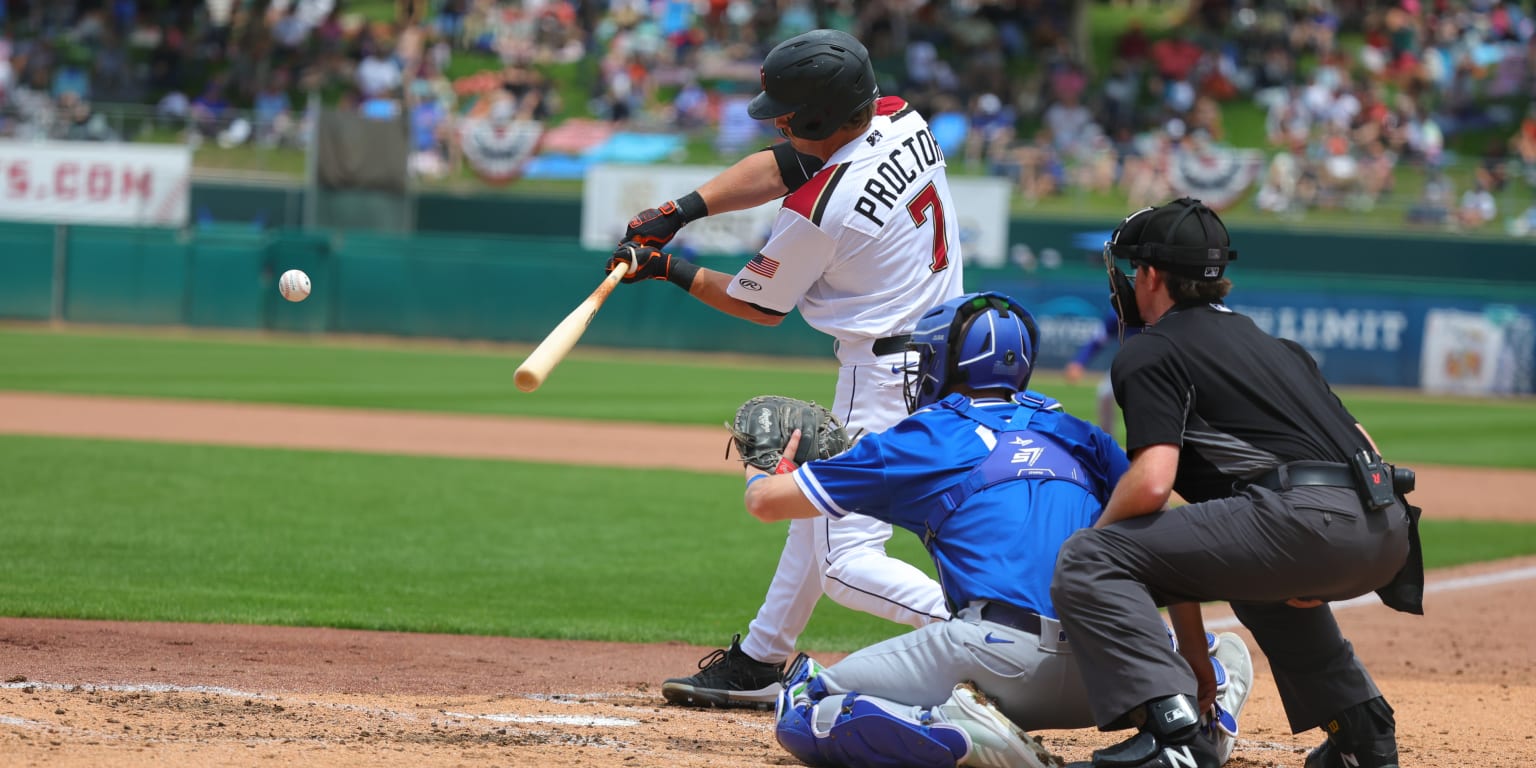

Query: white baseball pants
left=740, top=357, right=950, bottom=664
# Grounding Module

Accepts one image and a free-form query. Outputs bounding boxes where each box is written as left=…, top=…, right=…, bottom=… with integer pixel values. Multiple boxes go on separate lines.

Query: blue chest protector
left=926, top=395, right=1108, bottom=546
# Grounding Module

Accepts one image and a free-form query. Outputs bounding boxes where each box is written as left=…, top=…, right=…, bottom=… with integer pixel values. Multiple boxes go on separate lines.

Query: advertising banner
left=581, top=163, right=1013, bottom=267
left=968, top=269, right=1535, bottom=392
left=0, top=141, right=191, bottom=227
left=1420, top=307, right=1535, bottom=396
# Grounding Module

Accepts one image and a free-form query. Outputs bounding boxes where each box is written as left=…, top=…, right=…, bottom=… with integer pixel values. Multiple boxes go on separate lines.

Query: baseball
left=278, top=269, right=311, bottom=302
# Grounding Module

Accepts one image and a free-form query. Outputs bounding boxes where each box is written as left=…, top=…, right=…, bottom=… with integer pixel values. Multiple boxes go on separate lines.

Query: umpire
left=1051, top=197, right=1422, bottom=768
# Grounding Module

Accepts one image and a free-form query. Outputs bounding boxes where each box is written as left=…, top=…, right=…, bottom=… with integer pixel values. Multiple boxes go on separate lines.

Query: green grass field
left=1, top=327, right=1533, bottom=650
left=1, top=434, right=1530, bottom=651
left=3, top=329, right=1533, bottom=467
left=0, top=435, right=923, bottom=650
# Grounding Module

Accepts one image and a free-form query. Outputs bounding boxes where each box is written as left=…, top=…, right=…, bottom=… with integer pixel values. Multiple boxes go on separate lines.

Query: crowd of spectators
left=0, top=0, right=1531, bottom=232
left=940, top=0, right=1536, bottom=233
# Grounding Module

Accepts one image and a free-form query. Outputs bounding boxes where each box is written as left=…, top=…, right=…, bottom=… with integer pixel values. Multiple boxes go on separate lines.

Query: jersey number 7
left=906, top=181, right=950, bottom=273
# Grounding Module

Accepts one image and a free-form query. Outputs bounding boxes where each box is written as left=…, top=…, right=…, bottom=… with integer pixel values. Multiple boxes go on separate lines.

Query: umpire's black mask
left=1104, top=246, right=1145, bottom=329
left=1102, top=198, right=1237, bottom=331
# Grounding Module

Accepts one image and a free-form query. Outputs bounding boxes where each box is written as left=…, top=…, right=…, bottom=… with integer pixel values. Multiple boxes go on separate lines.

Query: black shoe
left=661, top=633, right=782, bottom=709
left=1303, top=697, right=1400, bottom=768
left=1090, top=695, right=1220, bottom=768
left=1305, top=741, right=1400, bottom=768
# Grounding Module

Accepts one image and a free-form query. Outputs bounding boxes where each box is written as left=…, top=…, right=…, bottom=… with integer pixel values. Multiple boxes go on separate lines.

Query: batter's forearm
left=688, top=269, right=787, bottom=326
left=696, top=150, right=789, bottom=215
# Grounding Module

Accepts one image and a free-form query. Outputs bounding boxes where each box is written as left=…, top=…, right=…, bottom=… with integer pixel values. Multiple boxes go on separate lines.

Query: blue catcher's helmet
left=904, top=292, right=1039, bottom=414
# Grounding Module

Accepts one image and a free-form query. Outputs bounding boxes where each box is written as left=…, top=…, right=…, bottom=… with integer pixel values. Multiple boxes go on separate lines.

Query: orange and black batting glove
left=623, top=191, right=707, bottom=247
left=607, top=242, right=674, bottom=283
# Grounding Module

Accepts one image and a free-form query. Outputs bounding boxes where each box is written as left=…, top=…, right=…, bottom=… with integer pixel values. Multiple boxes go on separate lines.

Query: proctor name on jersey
left=853, top=127, right=946, bottom=228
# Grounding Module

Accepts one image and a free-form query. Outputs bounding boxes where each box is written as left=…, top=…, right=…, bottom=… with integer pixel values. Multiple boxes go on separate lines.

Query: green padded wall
left=1, top=221, right=1529, bottom=370
left=0, top=223, right=59, bottom=321
left=186, top=226, right=269, bottom=329
left=64, top=227, right=188, bottom=326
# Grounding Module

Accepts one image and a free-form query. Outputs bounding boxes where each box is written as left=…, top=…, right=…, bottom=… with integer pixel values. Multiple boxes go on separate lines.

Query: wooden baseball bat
left=514, top=261, right=629, bottom=392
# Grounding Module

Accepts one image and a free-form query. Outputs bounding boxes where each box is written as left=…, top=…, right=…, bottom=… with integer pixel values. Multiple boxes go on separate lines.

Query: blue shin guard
left=776, top=692, right=970, bottom=768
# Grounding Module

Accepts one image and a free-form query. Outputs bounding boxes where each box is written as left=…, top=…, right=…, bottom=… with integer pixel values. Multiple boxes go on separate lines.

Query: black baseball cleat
left=1304, top=697, right=1400, bottom=768
left=661, top=633, right=783, bottom=709
left=1088, top=694, right=1222, bottom=768
left=1306, top=741, right=1400, bottom=768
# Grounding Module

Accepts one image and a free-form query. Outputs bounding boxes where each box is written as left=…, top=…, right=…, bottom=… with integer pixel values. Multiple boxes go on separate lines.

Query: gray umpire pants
left=1051, top=485, right=1410, bottom=733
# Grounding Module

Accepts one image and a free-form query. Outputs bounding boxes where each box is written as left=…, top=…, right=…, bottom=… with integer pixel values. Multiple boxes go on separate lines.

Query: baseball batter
left=606, top=29, right=963, bottom=707
left=740, top=293, right=1255, bottom=768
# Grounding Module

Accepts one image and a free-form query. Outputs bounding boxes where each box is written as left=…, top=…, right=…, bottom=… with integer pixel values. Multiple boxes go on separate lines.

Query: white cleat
left=940, top=683, right=1063, bottom=768
left=1210, top=631, right=1255, bottom=764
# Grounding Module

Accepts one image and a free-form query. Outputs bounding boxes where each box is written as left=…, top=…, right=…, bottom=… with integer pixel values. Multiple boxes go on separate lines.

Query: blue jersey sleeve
left=795, top=412, right=987, bottom=529
left=793, top=432, right=891, bottom=519
left=1089, top=422, right=1131, bottom=494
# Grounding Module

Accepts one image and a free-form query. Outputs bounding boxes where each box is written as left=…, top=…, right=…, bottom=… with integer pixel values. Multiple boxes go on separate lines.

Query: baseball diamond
left=1, top=2, right=1533, bottom=767
left=0, top=394, right=1533, bottom=767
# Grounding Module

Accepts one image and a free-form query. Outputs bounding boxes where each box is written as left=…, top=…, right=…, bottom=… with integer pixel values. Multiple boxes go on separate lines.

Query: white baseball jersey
left=726, top=96, right=966, bottom=365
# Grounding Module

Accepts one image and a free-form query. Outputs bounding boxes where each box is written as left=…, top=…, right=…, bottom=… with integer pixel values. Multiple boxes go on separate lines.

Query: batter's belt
left=832, top=334, right=914, bottom=365
left=871, top=334, right=912, bottom=356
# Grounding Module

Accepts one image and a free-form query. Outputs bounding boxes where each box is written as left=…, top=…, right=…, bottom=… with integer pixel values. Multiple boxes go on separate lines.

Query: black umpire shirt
left=1110, top=301, right=1374, bottom=504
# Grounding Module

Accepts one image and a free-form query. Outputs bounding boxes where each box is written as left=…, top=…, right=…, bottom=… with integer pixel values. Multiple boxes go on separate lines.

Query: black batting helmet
left=748, top=29, right=879, bottom=141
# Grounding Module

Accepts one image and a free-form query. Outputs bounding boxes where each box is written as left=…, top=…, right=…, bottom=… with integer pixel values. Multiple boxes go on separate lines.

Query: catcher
left=732, top=292, right=1255, bottom=768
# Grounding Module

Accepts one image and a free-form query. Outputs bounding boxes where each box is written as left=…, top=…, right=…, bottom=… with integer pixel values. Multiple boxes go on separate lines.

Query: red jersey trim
left=872, top=95, right=903, bottom=115
left=783, top=162, right=849, bottom=227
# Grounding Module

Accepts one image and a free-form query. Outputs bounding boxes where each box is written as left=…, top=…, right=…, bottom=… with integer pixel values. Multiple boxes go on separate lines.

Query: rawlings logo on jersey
left=738, top=278, right=763, bottom=291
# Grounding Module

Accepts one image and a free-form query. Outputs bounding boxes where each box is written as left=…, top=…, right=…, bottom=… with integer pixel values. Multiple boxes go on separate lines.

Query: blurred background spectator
left=0, top=0, right=1526, bottom=235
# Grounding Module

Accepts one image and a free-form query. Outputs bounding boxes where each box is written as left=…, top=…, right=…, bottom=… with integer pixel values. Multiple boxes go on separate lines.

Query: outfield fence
left=0, top=221, right=1531, bottom=395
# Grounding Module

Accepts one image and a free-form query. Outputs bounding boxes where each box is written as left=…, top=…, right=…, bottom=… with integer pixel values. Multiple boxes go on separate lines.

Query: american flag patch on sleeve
left=745, top=254, right=780, bottom=278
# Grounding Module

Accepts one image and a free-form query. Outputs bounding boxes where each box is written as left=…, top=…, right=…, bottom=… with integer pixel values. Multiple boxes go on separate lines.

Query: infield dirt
left=1, top=392, right=1532, bottom=767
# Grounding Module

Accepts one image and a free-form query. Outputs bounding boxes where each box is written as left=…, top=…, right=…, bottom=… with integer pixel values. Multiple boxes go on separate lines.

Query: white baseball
left=279, top=269, right=311, bottom=302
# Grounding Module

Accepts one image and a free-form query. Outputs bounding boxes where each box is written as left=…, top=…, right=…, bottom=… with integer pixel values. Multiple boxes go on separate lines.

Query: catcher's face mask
left=901, top=293, right=1037, bottom=415
left=900, top=341, right=936, bottom=415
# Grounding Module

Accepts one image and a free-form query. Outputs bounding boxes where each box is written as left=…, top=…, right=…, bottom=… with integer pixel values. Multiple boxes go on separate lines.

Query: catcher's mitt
left=728, top=395, right=850, bottom=473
